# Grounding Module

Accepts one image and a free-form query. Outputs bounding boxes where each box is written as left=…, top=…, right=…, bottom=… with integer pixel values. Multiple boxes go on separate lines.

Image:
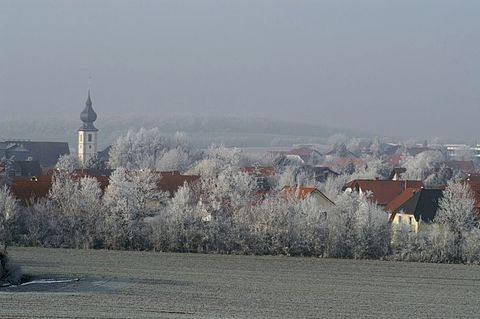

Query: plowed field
left=1, top=247, right=480, bottom=318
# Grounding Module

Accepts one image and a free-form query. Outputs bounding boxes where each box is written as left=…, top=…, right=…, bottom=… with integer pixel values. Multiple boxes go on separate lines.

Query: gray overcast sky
left=1, top=0, right=479, bottom=140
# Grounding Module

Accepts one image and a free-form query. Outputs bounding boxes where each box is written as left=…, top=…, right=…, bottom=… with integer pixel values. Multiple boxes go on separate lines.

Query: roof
left=385, top=188, right=421, bottom=212
left=282, top=186, right=335, bottom=205
left=11, top=161, right=42, bottom=177
left=392, top=189, right=443, bottom=223
left=10, top=177, right=53, bottom=205
left=343, top=179, right=424, bottom=206
left=324, top=145, right=359, bottom=158
left=443, top=160, right=476, bottom=173
left=272, top=147, right=322, bottom=163
left=10, top=175, right=109, bottom=205
left=388, top=167, right=406, bottom=180
left=407, top=146, right=432, bottom=156
left=4, top=141, right=70, bottom=167
left=156, top=171, right=200, bottom=196
left=323, top=157, right=363, bottom=171
left=72, top=168, right=113, bottom=177
left=241, top=166, right=276, bottom=177
left=465, top=181, right=480, bottom=209
left=465, top=174, right=480, bottom=183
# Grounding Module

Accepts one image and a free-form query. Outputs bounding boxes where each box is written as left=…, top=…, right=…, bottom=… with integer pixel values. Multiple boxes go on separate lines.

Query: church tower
left=78, top=90, right=98, bottom=165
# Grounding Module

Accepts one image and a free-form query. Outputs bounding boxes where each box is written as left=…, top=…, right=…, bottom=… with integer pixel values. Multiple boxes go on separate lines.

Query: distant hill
left=0, top=116, right=369, bottom=150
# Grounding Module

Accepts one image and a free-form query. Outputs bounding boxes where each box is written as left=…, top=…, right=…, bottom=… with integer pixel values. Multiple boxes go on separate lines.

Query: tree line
left=2, top=128, right=480, bottom=286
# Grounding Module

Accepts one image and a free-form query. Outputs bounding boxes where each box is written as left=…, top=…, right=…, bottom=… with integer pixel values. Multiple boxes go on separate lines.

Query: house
left=378, top=143, right=401, bottom=156
left=241, top=166, right=276, bottom=191
left=323, top=144, right=359, bottom=162
left=10, top=170, right=200, bottom=205
left=1, top=160, right=42, bottom=179
left=282, top=186, right=335, bottom=211
left=11, top=161, right=42, bottom=177
left=443, top=160, right=476, bottom=174
left=464, top=180, right=480, bottom=212
left=0, top=142, right=34, bottom=161
left=343, top=179, right=424, bottom=207
left=406, top=146, right=433, bottom=157
left=10, top=176, right=54, bottom=205
left=1, top=141, right=69, bottom=168
left=296, top=166, right=339, bottom=183
left=10, top=175, right=110, bottom=206
left=388, top=167, right=406, bottom=181
left=155, top=171, right=200, bottom=197
left=388, top=189, right=443, bottom=233
left=270, top=147, right=323, bottom=165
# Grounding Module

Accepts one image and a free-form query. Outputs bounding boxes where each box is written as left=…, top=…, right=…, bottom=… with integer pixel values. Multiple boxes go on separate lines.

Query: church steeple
left=78, top=90, right=99, bottom=165
left=79, top=89, right=98, bottom=131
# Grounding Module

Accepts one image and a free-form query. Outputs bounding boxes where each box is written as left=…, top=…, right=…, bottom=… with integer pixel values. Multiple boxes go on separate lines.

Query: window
left=89, top=145, right=92, bottom=149
left=88, top=134, right=92, bottom=142
left=79, top=134, right=83, bottom=142
left=398, top=216, right=402, bottom=223
left=409, top=216, right=413, bottom=225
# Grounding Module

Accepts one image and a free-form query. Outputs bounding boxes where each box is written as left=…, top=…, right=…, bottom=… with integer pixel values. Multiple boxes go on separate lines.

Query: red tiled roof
left=10, top=179, right=52, bottom=205
left=384, top=188, right=421, bottom=212
left=10, top=175, right=110, bottom=205
left=156, top=173, right=200, bottom=196
left=282, top=186, right=316, bottom=200
left=465, top=174, right=480, bottom=183
left=343, top=179, right=424, bottom=206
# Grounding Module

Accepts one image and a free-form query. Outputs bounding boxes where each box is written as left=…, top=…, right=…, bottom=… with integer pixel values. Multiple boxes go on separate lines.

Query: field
left=1, top=247, right=480, bottom=318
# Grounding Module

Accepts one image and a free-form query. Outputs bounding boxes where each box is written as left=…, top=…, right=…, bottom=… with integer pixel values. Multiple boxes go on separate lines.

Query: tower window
left=88, top=134, right=92, bottom=142
left=79, top=134, right=83, bottom=142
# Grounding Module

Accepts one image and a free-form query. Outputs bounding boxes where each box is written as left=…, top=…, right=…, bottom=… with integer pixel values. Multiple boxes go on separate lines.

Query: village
left=1, top=92, right=480, bottom=265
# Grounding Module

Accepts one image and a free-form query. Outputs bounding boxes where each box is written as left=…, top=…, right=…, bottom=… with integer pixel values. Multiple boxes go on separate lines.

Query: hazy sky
left=1, top=0, right=479, bottom=140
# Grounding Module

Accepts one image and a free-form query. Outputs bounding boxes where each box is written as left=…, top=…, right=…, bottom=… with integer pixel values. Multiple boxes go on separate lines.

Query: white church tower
left=78, top=90, right=98, bottom=165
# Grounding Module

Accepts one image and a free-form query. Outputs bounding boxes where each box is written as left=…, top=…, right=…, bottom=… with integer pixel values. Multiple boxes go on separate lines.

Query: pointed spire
left=79, top=90, right=98, bottom=131
left=86, top=89, right=92, bottom=107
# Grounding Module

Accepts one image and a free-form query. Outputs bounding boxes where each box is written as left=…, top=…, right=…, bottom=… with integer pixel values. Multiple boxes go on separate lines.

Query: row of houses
left=5, top=159, right=480, bottom=235
left=9, top=170, right=200, bottom=206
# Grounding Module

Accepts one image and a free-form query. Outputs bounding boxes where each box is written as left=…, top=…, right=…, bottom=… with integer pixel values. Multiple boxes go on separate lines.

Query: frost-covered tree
left=153, top=184, right=206, bottom=252
left=0, top=157, right=14, bottom=187
left=108, top=128, right=197, bottom=172
left=55, top=154, right=80, bottom=173
left=48, top=172, right=103, bottom=248
left=0, top=186, right=20, bottom=285
left=435, top=181, right=476, bottom=261
left=402, top=150, right=446, bottom=182
left=103, top=168, right=166, bottom=249
left=0, top=187, right=17, bottom=252
left=326, top=191, right=390, bottom=259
